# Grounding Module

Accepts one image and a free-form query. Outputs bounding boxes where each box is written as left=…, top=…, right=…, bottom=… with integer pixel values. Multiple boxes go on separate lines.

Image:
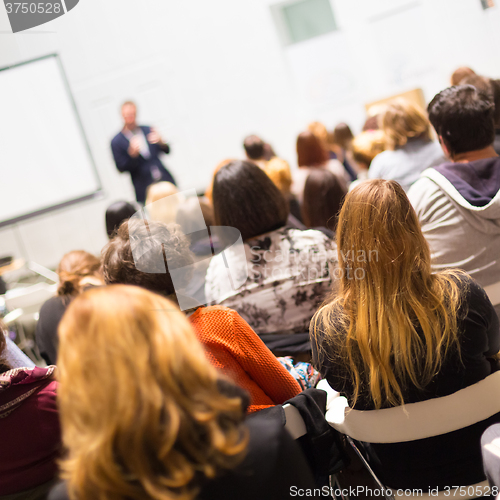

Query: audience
left=243, top=134, right=270, bottom=169
left=302, top=168, right=346, bottom=235
left=460, top=73, right=500, bottom=155
left=329, top=122, right=358, bottom=182
left=368, top=98, right=445, bottom=191
left=461, top=73, right=494, bottom=99
left=35, top=251, right=103, bottom=366
left=350, top=130, right=387, bottom=186
left=311, top=179, right=500, bottom=490
left=104, top=200, right=136, bottom=239
left=452, top=69, right=500, bottom=154
left=264, top=157, right=302, bottom=223
left=0, top=321, right=60, bottom=499
left=292, top=131, right=347, bottom=202
left=450, top=66, right=475, bottom=86
left=204, top=158, right=235, bottom=205
left=6, top=65, right=500, bottom=496
left=308, top=121, right=357, bottom=183
left=206, top=160, right=337, bottom=338
left=362, top=113, right=380, bottom=131
left=49, top=285, right=314, bottom=500
left=145, top=180, right=181, bottom=224
left=101, top=219, right=303, bottom=412
left=408, top=84, right=500, bottom=318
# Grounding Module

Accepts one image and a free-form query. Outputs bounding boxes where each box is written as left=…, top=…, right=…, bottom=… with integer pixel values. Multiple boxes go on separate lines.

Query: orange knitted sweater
left=189, top=306, right=302, bottom=413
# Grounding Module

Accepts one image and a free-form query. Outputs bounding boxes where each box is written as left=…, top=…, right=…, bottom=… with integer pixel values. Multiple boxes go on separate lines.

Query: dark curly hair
left=428, top=84, right=495, bottom=156
left=101, top=218, right=195, bottom=297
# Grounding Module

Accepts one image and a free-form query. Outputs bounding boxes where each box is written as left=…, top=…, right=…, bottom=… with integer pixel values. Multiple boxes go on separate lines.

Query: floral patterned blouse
left=205, top=227, right=337, bottom=335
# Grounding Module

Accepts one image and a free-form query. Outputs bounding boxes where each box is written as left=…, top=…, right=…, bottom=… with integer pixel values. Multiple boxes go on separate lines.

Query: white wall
left=1, top=0, right=500, bottom=268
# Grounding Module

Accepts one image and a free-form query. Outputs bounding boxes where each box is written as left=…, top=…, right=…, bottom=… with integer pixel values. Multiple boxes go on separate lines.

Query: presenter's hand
left=147, top=128, right=163, bottom=145
left=128, top=137, right=141, bottom=158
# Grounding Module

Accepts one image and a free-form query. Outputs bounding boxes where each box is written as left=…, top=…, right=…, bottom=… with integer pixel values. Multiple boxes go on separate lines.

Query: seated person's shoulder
left=407, top=175, right=443, bottom=209
left=287, top=227, right=335, bottom=247
left=40, top=294, right=68, bottom=315
left=190, top=306, right=245, bottom=331
left=191, top=305, right=235, bottom=319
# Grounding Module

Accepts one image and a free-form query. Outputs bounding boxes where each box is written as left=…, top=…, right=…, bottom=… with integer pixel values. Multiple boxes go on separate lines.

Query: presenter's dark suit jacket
left=111, top=125, right=176, bottom=203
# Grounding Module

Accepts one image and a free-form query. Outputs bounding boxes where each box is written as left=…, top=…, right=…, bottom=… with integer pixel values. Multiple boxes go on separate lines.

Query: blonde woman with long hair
left=49, top=285, right=313, bottom=500
left=311, top=179, right=500, bottom=490
left=367, top=98, right=445, bottom=191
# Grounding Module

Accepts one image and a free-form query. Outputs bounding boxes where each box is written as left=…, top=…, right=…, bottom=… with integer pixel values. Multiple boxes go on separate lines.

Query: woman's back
left=0, top=366, right=60, bottom=497
left=189, top=305, right=302, bottom=412
left=311, top=179, right=500, bottom=489
left=49, top=416, right=315, bottom=500
left=314, top=275, right=499, bottom=410
left=368, top=138, right=444, bottom=191
left=367, top=98, right=445, bottom=191
left=313, top=276, right=500, bottom=489
left=53, top=286, right=314, bottom=500
left=206, top=226, right=337, bottom=335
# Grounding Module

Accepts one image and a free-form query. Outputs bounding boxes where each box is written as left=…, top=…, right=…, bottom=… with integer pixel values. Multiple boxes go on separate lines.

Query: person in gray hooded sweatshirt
left=408, top=85, right=500, bottom=318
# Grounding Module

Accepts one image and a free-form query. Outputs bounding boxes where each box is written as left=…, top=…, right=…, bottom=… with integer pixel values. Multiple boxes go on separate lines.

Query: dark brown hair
left=450, top=66, right=475, bottom=86
left=332, top=123, right=354, bottom=150
left=243, top=135, right=265, bottom=160
left=302, top=169, right=347, bottom=231
left=212, top=160, right=289, bottom=241
left=297, top=131, right=329, bottom=167
left=105, top=201, right=137, bottom=238
left=492, top=79, right=500, bottom=128
left=101, top=219, right=194, bottom=297
left=428, top=85, right=495, bottom=156
left=461, top=74, right=494, bottom=101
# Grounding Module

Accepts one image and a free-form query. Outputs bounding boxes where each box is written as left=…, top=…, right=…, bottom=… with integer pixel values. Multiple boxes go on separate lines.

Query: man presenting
left=111, top=101, right=176, bottom=203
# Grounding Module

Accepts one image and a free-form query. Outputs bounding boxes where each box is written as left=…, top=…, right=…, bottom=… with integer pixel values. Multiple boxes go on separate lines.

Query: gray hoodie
left=408, top=156, right=500, bottom=317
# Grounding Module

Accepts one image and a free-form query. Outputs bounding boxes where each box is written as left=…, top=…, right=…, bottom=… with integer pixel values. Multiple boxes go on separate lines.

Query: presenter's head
left=121, top=101, right=137, bottom=131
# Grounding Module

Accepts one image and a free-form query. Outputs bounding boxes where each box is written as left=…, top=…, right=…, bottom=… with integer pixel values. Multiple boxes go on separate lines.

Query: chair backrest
left=481, top=423, right=500, bottom=489
left=324, top=371, right=500, bottom=443
left=484, top=281, right=500, bottom=306
left=283, top=403, right=307, bottom=439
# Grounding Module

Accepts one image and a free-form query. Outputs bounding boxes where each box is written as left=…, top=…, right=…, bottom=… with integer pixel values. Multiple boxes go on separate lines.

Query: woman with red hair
left=292, top=130, right=347, bottom=203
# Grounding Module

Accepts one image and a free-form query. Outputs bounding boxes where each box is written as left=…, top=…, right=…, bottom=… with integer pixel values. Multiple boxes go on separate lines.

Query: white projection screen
left=0, top=54, right=101, bottom=227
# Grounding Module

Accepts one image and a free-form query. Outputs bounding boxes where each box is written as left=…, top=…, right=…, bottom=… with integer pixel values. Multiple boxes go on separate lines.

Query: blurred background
left=0, top=0, right=499, bottom=267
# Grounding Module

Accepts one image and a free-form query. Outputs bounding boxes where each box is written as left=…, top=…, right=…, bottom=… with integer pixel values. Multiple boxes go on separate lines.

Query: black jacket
left=48, top=417, right=315, bottom=500
left=111, top=126, right=175, bottom=203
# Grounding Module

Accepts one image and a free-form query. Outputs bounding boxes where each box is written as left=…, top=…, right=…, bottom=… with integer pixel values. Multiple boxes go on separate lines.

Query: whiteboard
left=0, top=54, right=101, bottom=227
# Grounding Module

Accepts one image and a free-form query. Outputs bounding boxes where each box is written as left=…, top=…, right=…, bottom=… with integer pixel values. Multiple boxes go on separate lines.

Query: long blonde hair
left=312, top=180, right=464, bottom=409
left=57, top=285, right=248, bottom=500
left=381, top=98, right=432, bottom=150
